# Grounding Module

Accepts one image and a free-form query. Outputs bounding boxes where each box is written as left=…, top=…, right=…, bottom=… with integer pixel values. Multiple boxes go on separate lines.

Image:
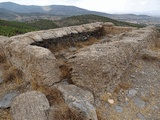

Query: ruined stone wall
left=0, top=22, right=106, bottom=86
left=103, top=23, right=137, bottom=35
left=69, top=26, right=159, bottom=96
left=0, top=22, right=159, bottom=120
left=0, top=23, right=157, bottom=88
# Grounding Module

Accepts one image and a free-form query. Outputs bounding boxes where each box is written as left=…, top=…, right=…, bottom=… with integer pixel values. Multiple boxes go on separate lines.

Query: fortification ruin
left=0, top=22, right=159, bottom=120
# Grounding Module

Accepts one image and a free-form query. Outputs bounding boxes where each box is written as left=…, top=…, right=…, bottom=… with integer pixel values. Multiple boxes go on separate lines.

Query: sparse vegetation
left=28, top=19, right=58, bottom=30
left=0, top=14, right=145, bottom=37
left=0, top=109, right=12, bottom=120
left=0, top=51, right=23, bottom=84
left=54, top=14, right=145, bottom=28
left=0, top=19, right=38, bottom=37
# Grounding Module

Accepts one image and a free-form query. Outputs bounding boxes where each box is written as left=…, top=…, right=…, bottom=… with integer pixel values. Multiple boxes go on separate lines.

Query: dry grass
left=31, top=82, right=84, bottom=120
left=59, top=64, right=72, bottom=80
left=113, top=82, right=131, bottom=94
left=0, top=51, right=6, bottom=63
left=49, top=103, right=84, bottom=120
left=0, top=109, right=12, bottom=120
left=31, top=81, right=64, bottom=105
left=75, top=37, right=98, bottom=48
left=49, top=42, right=72, bottom=53
left=0, top=52, right=23, bottom=84
left=3, top=65, right=23, bottom=84
left=96, top=106, right=108, bottom=120
left=49, top=36, right=99, bottom=54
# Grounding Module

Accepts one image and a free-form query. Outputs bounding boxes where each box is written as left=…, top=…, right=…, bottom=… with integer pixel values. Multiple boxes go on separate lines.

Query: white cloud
left=0, top=0, right=160, bottom=13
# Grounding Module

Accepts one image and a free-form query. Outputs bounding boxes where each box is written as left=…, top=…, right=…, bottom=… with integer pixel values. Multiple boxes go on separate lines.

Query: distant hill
left=0, top=8, right=18, bottom=20
left=0, top=2, right=108, bottom=16
left=0, top=7, right=63, bottom=22
left=54, top=14, right=145, bottom=28
left=0, top=2, right=160, bottom=26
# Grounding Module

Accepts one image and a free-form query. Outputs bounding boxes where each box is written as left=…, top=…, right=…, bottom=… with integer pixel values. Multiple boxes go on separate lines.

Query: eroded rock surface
left=0, top=92, right=18, bottom=109
left=11, top=91, right=50, bottom=120
left=55, top=84, right=98, bottom=120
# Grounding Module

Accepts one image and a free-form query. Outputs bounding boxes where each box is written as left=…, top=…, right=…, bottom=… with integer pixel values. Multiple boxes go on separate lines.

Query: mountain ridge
left=0, top=2, right=160, bottom=26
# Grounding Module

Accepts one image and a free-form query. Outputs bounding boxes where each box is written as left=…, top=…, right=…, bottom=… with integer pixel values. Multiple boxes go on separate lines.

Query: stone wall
left=69, top=26, right=159, bottom=96
left=103, top=23, right=137, bottom=34
left=0, top=22, right=107, bottom=86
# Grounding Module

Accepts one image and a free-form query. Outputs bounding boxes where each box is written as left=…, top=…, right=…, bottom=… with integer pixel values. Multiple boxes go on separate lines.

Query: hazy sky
left=0, top=0, right=160, bottom=14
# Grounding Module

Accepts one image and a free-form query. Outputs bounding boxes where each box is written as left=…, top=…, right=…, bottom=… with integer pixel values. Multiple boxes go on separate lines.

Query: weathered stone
left=137, top=113, right=146, bottom=120
left=2, top=40, right=61, bottom=86
left=11, top=35, right=35, bottom=44
left=141, top=49, right=160, bottom=60
left=68, top=101, right=98, bottom=120
left=29, top=34, right=43, bottom=42
left=115, top=105, right=123, bottom=113
left=41, top=32, right=55, bottom=40
left=133, top=97, right=145, bottom=108
left=56, top=84, right=97, bottom=120
left=11, top=91, right=50, bottom=120
left=128, top=89, right=137, bottom=97
left=0, top=92, right=18, bottom=108
left=69, top=27, right=158, bottom=97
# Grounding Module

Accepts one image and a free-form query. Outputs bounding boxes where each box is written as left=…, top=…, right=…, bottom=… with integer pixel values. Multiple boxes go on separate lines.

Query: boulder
left=54, top=84, right=98, bottom=120
left=11, top=91, right=50, bottom=120
left=2, top=40, right=61, bottom=86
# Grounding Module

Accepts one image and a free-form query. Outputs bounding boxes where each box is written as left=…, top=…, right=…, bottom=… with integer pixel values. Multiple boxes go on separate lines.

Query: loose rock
left=0, top=92, right=18, bottom=109
left=137, top=113, right=146, bottom=120
left=128, top=89, right=137, bottom=97
left=133, top=97, right=145, bottom=108
left=115, top=105, right=123, bottom=113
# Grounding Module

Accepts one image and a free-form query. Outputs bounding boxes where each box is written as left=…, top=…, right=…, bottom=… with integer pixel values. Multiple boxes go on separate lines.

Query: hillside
left=0, top=8, right=18, bottom=20
left=0, top=14, right=145, bottom=36
left=54, top=14, right=145, bottom=28
left=0, top=2, right=108, bottom=16
left=0, top=19, right=38, bottom=36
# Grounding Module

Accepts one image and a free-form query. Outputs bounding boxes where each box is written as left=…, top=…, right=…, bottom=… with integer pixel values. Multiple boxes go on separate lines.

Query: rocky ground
left=98, top=45, right=160, bottom=120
